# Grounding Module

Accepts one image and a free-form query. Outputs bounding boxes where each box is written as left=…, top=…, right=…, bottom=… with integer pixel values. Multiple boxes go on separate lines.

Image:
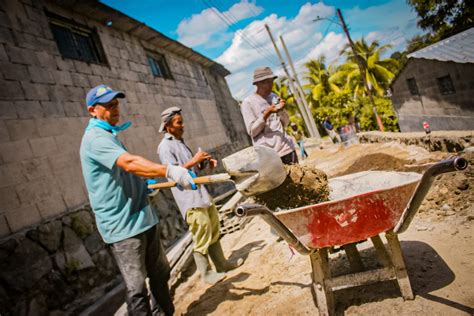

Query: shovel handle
left=148, top=173, right=231, bottom=189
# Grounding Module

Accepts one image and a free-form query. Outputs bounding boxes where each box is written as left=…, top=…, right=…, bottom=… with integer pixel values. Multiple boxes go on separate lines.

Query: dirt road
left=172, top=142, right=473, bottom=315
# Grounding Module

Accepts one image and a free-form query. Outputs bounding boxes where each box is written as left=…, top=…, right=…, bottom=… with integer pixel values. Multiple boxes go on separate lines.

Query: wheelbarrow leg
left=342, top=243, right=364, bottom=272
left=370, top=235, right=391, bottom=267
left=385, top=231, right=414, bottom=300
left=310, top=247, right=335, bottom=316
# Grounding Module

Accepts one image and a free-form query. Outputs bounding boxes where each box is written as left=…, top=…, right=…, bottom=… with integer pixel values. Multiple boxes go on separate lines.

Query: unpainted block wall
left=390, top=58, right=474, bottom=132
left=0, top=0, right=250, bottom=238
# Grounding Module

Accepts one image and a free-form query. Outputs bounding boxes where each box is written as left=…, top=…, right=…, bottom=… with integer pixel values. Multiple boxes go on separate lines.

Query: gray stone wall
left=0, top=0, right=250, bottom=239
left=390, top=58, right=474, bottom=132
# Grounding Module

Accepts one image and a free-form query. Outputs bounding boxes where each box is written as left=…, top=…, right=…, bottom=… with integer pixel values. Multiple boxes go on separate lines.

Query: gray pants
left=110, top=226, right=174, bottom=316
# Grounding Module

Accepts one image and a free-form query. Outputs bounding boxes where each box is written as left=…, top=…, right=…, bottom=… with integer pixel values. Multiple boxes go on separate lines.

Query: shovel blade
left=222, top=146, right=286, bottom=196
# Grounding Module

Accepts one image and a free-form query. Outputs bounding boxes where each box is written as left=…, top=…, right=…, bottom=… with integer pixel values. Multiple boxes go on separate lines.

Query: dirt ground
left=171, top=140, right=473, bottom=316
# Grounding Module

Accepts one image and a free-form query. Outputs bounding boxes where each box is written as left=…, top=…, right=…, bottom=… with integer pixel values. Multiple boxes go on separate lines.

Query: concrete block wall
left=390, top=58, right=474, bottom=132
left=0, top=0, right=250, bottom=238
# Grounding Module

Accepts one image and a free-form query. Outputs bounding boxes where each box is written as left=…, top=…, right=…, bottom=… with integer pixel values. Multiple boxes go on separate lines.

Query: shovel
left=147, top=145, right=287, bottom=196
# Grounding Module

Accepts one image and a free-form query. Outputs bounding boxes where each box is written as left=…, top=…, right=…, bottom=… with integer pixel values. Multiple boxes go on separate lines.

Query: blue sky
left=101, top=0, right=422, bottom=99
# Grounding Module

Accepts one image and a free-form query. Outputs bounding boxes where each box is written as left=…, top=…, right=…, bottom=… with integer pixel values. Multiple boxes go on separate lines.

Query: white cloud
left=177, top=0, right=263, bottom=48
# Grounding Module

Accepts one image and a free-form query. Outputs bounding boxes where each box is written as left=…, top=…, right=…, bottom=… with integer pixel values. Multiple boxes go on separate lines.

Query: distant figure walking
left=323, top=116, right=341, bottom=144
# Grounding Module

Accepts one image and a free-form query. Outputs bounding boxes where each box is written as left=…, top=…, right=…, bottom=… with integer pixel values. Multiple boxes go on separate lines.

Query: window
left=437, top=75, right=456, bottom=95
left=47, top=12, right=107, bottom=65
left=147, top=52, right=173, bottom=79
left=406, top=78, right=419, bottom=96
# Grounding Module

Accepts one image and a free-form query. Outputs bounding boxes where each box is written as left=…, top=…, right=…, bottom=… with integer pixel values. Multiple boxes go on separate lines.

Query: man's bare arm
left=116, top=152, right=168, bottom=177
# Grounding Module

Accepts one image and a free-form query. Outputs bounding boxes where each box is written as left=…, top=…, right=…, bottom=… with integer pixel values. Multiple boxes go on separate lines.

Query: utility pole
left=264, top=24, right=319, bottom=138
left=336, top=8, right=385, bottom=132
left=280, top=35, right=321, bottom=139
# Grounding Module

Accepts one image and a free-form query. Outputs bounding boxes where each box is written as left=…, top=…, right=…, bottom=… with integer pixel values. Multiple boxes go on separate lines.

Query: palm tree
left=336, top=38, right=399, bottom=97
left=303, top=56, right=341, bottom=104
left=272, top=77, right=298, bottom=115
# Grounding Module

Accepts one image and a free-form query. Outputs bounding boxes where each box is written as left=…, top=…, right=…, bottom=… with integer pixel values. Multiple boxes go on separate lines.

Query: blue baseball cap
left=86, top=85, right=125, bottom=107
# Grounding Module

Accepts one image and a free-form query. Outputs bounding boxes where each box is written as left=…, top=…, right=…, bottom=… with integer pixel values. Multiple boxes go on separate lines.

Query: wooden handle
left=148, top=173, right=231, bottom=189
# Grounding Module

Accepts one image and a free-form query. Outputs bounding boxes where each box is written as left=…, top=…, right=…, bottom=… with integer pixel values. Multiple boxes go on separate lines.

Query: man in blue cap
left=80, top=85, right=195, bottom=316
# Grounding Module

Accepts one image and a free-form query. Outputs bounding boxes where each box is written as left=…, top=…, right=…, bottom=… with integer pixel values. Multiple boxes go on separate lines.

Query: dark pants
left=110, top=226, right=175, bottom=316
left=280, top=150, right=299, bottom=165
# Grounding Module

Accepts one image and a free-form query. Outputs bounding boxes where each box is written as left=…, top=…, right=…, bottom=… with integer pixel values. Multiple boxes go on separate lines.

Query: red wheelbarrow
left=235, top=157, right=468, bottom=316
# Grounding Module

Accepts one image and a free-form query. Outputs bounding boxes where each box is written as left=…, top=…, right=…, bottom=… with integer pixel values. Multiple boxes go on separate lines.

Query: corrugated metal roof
left=407, top=28, right=474, bottom=63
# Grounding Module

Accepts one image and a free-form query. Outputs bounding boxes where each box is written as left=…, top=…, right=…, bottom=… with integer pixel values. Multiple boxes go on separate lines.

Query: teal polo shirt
left=80, top=127, right=158, bottom=244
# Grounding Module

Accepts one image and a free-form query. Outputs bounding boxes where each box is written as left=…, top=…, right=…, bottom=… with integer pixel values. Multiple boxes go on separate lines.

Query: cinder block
left=5, top=204, right=42, bottom=232
left=63, top=101, right=86, bottom=117
left=36, top=117, right=65, bottom=137
left=0, top=139, right=33, bottom=162
left=16, top=176, right=56, bottom=206
left=55, top=56, right=76, bottom=71
left=0, top=162, right=25, bottom=188
left=40, top=101, right=65, bottom=117
left=14, top=100, right=43, bottom=119
left=0, top=80, right=24, bottom=100
left=37, top=192, right=67, bottom=219
left=53, top=133, right=82, bottom=155
left=29, top=136, right=58, bottom=157
left=24, top=4, right=43, bottom=22
left=5, top=119, right=38, bottom=141
left=0, top=186, right=21, bottom=212
left=71, top=72, right=90, bottom=88
left=20, top=81, right=50, bottom=101
left=0, top=26, right=13, bottom=44
left=48, top=153, right=75, bottom=174
left=36, top=51, right=57, bottom=69
left=0, top=215, right=11, bottom=238
left=28, top=65, right=55, bottom=84
left=0, top=62, right=29, bottom=80
left=6, top=45, right=38, bottom=65
left=73, top=60, right=93, bottom=75
left=65, top=86, right=85, bottom=101
left=49, top=84, right=69, bottom=102
left=0, top=120, right=9, bottom=142
left=0, top=44, right=7, bottom=61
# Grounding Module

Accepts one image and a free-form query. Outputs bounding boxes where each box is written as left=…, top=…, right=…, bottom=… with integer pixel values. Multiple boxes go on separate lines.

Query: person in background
left=80, top=85, right=196, bottom=316
left=157, top=107, right=243, bottom=285
left=323, top=116, right=341, bottom=144
left=290, top=122, right=308, bottom=159
left=240, top=66, right=298, bottom=165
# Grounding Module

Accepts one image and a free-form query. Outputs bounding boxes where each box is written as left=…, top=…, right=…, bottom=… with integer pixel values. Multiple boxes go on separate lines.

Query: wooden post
left=385, top=231, right=414, bottom=300
left=310, top=248, right=335, bottom=316
left=336, top=8, right=385, bottom=132
left=280, top=35, right=321, bottom=139
left=342, top=243, right=364, bottom=272
left=264, top=24, right=319, bottom=138
left=370, top=235, right=391, bottom=267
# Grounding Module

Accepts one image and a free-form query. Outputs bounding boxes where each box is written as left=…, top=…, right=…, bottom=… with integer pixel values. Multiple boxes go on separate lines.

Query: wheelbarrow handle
left=235, top=204, right=311, bottom=255
left=394, top=156, right=468, bottom=234
left=148, top=173, right=231, bottom=189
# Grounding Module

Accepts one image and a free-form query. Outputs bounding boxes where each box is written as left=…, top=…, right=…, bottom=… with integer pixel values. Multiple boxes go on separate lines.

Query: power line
left=206, top=0, right=278, bottom=66
left=202, top=0, right=279, bottom=67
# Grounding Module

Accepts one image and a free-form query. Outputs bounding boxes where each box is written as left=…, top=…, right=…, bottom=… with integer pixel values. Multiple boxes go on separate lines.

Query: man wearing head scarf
left=240, top=66, right=298, bottom=164
left=157, top=107, right=243, bottom=285
left=80, top=85, right=196, bottom=316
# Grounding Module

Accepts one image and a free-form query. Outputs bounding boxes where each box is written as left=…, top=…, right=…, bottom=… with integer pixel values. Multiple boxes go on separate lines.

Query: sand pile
left=254, top=164, right=330, bottom=210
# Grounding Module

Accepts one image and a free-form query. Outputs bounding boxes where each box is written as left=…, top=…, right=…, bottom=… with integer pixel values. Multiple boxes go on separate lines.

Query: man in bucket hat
left=157, top=107, right=243, bottom=285
left=80, top=84, right=196, bottom=316
left=240, top=67, right=298, bottom=164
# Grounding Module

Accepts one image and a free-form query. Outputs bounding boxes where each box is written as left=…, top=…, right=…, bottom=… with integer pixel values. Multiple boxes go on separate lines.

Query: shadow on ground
left=329, top=240, right=471, bottom=315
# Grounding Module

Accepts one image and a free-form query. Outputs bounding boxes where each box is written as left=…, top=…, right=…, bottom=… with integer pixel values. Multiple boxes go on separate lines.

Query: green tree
left=336, top=38, right=398, bottom=97
left=407, top=0, right=474, bottom=39
left=303, top=56, right=341, bottom=103
left=272, top=78, right=306, bottom=129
